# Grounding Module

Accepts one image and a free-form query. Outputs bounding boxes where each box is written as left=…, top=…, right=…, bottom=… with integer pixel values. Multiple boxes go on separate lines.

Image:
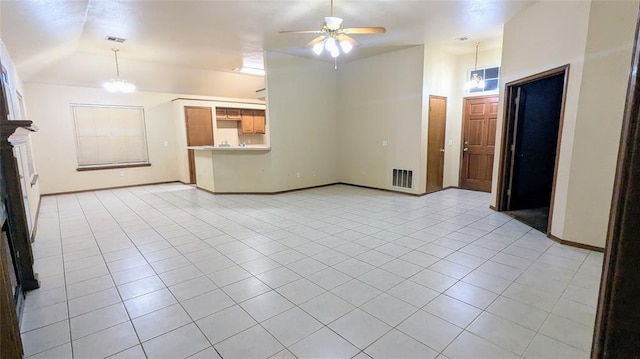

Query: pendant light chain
left=474, top=42, right=479, bottom=71
left=113, top=49, right=121, bottom=78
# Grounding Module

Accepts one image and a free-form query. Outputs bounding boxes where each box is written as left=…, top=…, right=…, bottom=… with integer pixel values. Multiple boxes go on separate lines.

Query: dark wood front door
left=185, top=106, right=214, bottom=184
left=460, top=96, right=498, bottom=192
left=427, top=96, right=447, bottom=193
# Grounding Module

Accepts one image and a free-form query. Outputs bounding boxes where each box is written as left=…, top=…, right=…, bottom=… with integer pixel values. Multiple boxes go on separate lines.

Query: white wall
left=337, top=46, right=426, bottom=194
left=497, top=0, right=637, bottom=248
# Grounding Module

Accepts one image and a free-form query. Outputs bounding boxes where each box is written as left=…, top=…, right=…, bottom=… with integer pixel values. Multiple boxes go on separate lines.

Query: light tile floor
left=22, top=183, right=602, bottom=359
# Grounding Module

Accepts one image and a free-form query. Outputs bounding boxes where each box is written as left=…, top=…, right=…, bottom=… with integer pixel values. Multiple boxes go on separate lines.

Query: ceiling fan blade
left=336, top=34, right=359, bottom=46
left=305, top=35, right=327, bottom=47
left=342, top=27, right=387, bottom=35
left=279, top=30, right=324, bottom=34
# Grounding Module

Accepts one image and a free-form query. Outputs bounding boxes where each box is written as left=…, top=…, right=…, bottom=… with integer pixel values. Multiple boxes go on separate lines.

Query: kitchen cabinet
left=226, top=109, right=241, bottom=120
left=216, top=107, right=242, bottom=121
left=215, top=108, right=227, bottom=120
left=239, top=110, right=266, bottom=135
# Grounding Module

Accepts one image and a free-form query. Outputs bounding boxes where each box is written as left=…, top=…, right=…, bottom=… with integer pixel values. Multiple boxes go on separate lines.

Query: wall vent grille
left=392, top=169, right=413, bottom=189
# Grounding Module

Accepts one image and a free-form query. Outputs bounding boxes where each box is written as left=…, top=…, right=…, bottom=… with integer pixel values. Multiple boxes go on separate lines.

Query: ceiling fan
left=279, top=0, right=386, bottom=59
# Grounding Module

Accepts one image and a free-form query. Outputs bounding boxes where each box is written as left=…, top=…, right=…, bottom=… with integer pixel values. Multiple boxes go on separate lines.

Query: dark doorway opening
left=498, top=66, right=569, bottom=233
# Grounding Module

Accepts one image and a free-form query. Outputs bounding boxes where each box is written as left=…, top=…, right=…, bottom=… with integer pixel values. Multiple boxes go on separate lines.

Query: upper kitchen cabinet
left=240, top=109, right=266, bottom=135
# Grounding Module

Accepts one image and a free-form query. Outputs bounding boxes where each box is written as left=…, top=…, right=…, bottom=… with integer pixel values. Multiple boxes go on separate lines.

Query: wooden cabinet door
left=215, top=108, right=227, bottom=120
left=241, top=110, right=254, bottom=134
left=253, top=110, right=265, bottom=134
left=227, top=109, right=241, bottom=120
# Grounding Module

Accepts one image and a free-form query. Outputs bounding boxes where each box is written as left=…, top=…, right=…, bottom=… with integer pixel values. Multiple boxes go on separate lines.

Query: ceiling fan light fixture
left=324, top=37, right=338, bottom=52
left=312, top=42, right=325, bottom=55
left=324, top=16, right=343, bottom=31
left=339, top=40, right=353, bottom=54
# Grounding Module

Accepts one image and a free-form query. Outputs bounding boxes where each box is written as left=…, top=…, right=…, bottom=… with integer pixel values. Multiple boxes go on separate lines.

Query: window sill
left=76, top=163, right=151, bottom=172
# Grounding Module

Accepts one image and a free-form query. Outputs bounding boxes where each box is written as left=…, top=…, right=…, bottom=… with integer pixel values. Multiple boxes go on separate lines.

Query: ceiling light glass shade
left=312, top=42, right=324, bottom=55
left=465, top=73, right=485, bottom=90
left=103, top=79, right=136, bottom=93
left=339, top=40, right=353, bottom=54
left=324, top=37, right=338, bottom=52
left=324, top=16, right=344, bottom=30
left=330, top=49, right=340, bottom=58
left=104, top=49, right=135, bottom=93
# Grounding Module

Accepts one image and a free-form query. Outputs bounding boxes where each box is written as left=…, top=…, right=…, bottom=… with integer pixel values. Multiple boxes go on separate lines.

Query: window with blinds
left=71, top=105, right=150, bottom=169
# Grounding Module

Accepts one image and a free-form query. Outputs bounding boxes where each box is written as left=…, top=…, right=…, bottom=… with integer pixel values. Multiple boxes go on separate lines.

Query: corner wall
left=337, top=46, right=426, bottom=194
left=497, top=0, right=638, bottom=248
left=265, top=52, right=340, bottom=191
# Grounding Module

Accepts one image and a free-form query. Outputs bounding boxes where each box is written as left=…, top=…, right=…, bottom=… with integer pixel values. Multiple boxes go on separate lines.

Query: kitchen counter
left=188, top=145, right=271, bottom=151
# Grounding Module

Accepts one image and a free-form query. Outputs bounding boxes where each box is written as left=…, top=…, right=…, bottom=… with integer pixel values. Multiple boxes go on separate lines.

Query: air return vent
left=106, top=36, right=127, bottom=43
left=392, top=169, right=413, bottom=189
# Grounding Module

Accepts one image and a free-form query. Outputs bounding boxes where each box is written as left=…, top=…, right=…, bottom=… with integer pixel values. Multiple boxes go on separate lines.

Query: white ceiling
left=0, top=0, right=535, bottom=92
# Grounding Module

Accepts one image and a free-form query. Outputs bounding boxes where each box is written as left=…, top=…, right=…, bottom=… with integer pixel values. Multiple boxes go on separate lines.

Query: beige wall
left=198, top=52, right=340, bottom=193
left=562, top=0, right=638, bottom=247
left=25, top=84, right=182, bottom=194
left=497, top=0, right=637, bottom=248
left=266, top=52, right=340, bottom=191
left=337, top=46, right=426, bottom=194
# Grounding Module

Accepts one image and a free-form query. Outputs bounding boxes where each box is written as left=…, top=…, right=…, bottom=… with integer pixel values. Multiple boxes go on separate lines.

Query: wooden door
left=460, top=96, right=498, bottom=192
left=426, top=96, right=447, bottom=193
left=185, top=106, right=214, bottom=184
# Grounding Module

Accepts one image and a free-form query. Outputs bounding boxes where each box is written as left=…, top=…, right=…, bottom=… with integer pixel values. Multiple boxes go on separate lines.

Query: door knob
left=439, top=149, right=445, bottom=152
left=463, top=148, right=468, bottom=152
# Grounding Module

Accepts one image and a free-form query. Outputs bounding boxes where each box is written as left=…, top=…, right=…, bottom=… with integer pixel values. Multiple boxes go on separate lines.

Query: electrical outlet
left=119, top=171, right=124, bottom=177
left=163, top=141, right=169, bottom=147
left=296, top=172, right=301, bottom=178
left=361, top=170, right=366, bottom=175
left=382, top=140, right=388, bottom=147
left=312, top=170, right=317, bottom=176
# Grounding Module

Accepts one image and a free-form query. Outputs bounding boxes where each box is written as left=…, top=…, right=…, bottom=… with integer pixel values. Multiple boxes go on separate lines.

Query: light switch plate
left=382, top=140, right=388, bottom=147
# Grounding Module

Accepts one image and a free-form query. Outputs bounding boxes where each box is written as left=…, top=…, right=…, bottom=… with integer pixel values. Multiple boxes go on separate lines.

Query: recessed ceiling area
left=0, top=0, right=535, bottom=93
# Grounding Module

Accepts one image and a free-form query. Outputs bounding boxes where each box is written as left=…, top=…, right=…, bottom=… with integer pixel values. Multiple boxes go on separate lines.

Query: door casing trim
left=495, top=64, right=570, bottom=237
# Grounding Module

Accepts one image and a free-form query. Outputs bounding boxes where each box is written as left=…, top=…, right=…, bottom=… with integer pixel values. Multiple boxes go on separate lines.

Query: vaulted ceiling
left=1, top=0, right=535, bottom=93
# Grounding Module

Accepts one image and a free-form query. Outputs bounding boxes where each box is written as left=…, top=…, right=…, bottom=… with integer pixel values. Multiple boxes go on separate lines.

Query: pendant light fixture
left=465, top=42, right=485, bottom=90
left=103, top=49, right=136, bottom=93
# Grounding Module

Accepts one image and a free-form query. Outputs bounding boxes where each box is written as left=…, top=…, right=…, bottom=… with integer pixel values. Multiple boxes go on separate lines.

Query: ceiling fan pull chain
left=334, top=57, right=337, bottom=70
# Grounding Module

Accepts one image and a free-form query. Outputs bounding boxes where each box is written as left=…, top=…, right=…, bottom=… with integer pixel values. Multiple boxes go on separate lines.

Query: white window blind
left=72, top=105, right=149, bottom=168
